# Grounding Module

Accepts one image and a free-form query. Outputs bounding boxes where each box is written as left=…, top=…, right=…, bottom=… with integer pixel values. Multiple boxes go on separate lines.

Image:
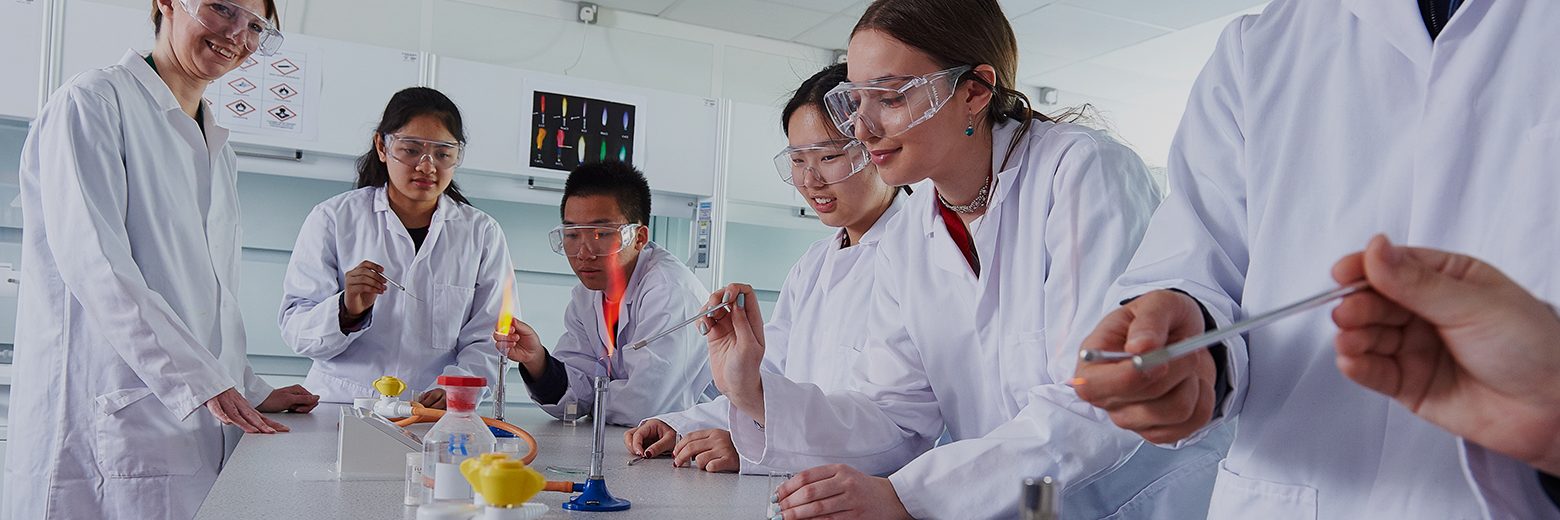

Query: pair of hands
left=204, top=384, right=320, bottom=434
left=1074, top=235, right=1560, bottom=474
left=623, top=420, right=910, bottom=519
left=623, top=419, right=741, bottom=472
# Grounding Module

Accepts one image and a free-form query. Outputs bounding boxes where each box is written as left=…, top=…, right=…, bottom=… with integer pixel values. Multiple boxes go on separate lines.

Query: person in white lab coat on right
left=4, top=1, right=318, bottom=519
left=622, top=63, right=907, bottom=474
left=697, top=0, right=1225, bottom=518
left=1071, top=0, right=1560, bottom=518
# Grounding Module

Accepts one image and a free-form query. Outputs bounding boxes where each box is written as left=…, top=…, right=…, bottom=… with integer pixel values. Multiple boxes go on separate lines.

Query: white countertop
left=196, top=404, right=775, bottom=519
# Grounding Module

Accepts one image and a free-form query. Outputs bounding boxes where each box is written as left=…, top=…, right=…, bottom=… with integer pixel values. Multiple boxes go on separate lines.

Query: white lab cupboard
left=724, top=100, right=802, bottom=208
left=0, top=0, right=46, bottom=121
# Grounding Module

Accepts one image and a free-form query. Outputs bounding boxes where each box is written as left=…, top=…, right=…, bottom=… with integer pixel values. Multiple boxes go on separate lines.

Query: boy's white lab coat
left=652, top=196, right=905, bottom=474
left=5, top=51, right=272, bottom=520
left=279, top=186, right=510, bottom=403
left=534, top=243, right=711, bottom=426
left=1112, top=1, right=1560, bottom=518
left=729, top=120, right=1228, bottom=519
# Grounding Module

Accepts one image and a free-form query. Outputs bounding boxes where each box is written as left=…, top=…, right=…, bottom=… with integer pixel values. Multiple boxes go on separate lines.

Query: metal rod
left=626, top=301, right=734, bottom=350
left=1079, top=281, right=1370, bottom=371
left=590, top=375, right=608, bottom=479
left=493, top=357, right=506, bottom=422
left=380, top=273, right=424, bottom=302
left=234, top=148, right=304, bottom=162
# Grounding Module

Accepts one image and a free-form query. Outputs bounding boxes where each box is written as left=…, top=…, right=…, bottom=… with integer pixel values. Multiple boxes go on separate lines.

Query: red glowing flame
left=601, top=250, right=628, bottom=376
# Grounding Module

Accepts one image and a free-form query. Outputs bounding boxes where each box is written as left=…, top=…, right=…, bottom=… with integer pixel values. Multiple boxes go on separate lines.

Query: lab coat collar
left=122, top=49, right=232, bottom=149
left=837, top=191, right=907, bottom=248
left=918, top=118, right=1033, bottom=234
left=121, top=50, right=182, bottom=115
left=371, top=185, right=458, bottom=223
left=1342, top=0, right=1432, bottom=66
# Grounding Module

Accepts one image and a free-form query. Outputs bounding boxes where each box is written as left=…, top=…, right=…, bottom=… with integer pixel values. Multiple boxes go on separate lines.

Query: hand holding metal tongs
left=626, top=301, right=736, bottom=350
left=1078, top=281, right=1371, bottom=371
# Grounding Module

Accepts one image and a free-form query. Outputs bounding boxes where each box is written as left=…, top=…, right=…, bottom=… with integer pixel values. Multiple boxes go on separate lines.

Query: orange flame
left=496, top=274, right=515, bottom=335
left=602, top=250, right=628, bottom=365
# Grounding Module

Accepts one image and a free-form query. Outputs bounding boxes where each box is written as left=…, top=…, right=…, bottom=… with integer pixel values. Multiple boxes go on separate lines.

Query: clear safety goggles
left=772, top=139, right=870, bottom=187
left=823, top=65, right=973, bottom=139
left=548, top=223, right=643, bottom=257
left=178, top=0, right=284, bottom=56
left=384, top=134, right=465, bottom=170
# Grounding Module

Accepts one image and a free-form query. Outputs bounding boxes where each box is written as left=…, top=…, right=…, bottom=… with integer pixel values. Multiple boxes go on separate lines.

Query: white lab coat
left=531, top=243, right=711, bottom=426
left=4, top=50, right=272, bottom=520
left=278, top=187, right=510, bottom=403
left=652, top=196, right=906, bottom=474
left=1112, top=1, right=1560, bottom=518
left=729, top=120, right=1226, bottom=519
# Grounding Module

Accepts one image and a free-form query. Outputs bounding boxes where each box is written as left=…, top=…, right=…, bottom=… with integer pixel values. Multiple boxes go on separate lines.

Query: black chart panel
left=530, top=91, right=637, bottom=172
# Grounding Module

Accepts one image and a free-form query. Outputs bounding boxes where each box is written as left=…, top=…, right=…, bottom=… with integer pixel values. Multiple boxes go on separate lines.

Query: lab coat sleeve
left=241, top=364, right=275, bottom=407
left=1462, top=441, right=1560, bottom=520
left=654, top=397, right=732, bottom=435
left=888, top=129, right=1165, bottom=519
left=727, top=251, right=940, bottom=476
left=585, top=277, right=707, bottom=425
left=278, top=205, right=368, bottom=361
left=32, top=87, right=234, bottom=419
left=1108, top=17, right=1257, bottom=449
left=434, top=218, right=510, bottom=394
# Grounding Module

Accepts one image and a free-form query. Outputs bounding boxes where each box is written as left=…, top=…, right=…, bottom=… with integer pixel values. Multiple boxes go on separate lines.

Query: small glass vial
left=404, top=452, right=424, bottom=506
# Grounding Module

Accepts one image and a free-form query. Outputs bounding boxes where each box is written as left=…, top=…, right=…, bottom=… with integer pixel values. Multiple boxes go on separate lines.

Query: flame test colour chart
left=530, top=91, right=637, bottom=172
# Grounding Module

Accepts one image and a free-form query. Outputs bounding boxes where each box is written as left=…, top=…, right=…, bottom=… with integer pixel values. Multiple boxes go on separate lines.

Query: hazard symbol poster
left=205, top=41, right=321, bottom=140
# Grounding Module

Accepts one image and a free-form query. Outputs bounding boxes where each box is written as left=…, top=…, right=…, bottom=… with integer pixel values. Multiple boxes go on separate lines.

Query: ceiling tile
left=591, top=0, right=682, bottom=16
left=1010, top=3, right=1168, bottom=61
left=760, top=0, right=857, bottom=13
left=662, top=0, right=833, bottom=41
left=791, top=1, right=868, bottom=50
left=1087, top=9, right=1252, bottom=82
left=998, top=0, right=1058, bottom=18
left=1057, top=0, right=1268, bottom=30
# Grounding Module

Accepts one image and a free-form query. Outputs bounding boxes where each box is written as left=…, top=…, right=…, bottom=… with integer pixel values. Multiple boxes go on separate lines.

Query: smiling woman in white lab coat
left=4, top=1, right=321, bottom=519
left=622, top=63, right=906, bottom=474
left=699, top=0, right=1227, bottom=518
left=278, top=87, right=509, bottom=406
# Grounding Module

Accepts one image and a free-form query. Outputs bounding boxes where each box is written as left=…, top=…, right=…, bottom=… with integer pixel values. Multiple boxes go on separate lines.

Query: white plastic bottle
left=423, top=375, right=496, bottom=503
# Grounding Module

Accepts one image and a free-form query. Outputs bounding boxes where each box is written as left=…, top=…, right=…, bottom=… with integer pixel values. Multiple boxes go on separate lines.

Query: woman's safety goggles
left=773, top=139, right=870, bottom=187
left=179, top=0, right=284, bottom=56
left=548, top=223, right=643, bottom=257
left=823, top=65, right=973, bottom=139
left=384, top=134, right=465, bottom=170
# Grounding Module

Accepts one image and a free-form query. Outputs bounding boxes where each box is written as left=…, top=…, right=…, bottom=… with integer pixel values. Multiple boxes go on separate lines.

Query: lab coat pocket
left=1002, top=330, right=1047, bottom=404
left=431, top=284, right=476, bottom=349
left=92, top=387, right=202, bottom=477
left=1205, top=460, right=1317, bottom=520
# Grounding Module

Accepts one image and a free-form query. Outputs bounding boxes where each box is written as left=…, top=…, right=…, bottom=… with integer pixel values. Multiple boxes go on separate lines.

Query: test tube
left=1022, top=476, right=1058, bottom=520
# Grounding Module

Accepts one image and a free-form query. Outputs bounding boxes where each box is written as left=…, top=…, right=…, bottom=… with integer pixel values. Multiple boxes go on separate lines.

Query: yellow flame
left=496, top=274, right=515, bottom=335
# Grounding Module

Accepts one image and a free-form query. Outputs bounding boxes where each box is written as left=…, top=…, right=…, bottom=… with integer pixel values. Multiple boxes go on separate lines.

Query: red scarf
left=935, top=194, right=980, bottom=275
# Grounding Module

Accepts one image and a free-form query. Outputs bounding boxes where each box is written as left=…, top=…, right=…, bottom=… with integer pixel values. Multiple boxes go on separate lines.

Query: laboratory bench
left=196, top=403, right=773, bottom=519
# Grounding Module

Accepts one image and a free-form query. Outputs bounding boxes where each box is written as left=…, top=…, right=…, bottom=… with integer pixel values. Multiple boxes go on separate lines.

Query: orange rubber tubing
left=392, top=404, right=539, bottom=465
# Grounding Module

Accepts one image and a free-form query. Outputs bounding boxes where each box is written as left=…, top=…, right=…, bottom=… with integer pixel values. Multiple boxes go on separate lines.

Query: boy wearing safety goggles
left=495, top=161, right=712, bottom=426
